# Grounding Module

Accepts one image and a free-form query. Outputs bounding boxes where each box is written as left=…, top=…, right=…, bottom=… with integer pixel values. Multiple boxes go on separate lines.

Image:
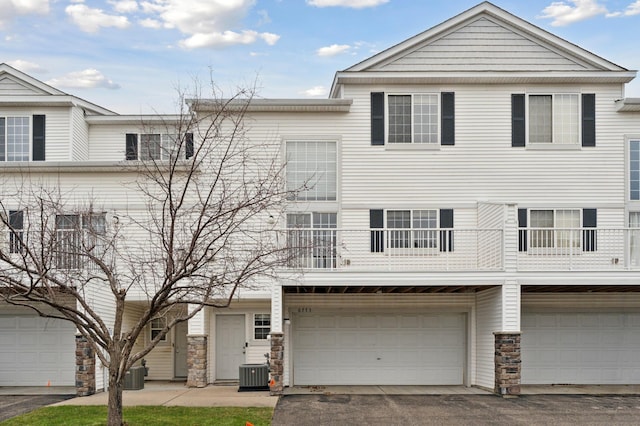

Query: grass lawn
left=1, top=406, right=274, bottom=426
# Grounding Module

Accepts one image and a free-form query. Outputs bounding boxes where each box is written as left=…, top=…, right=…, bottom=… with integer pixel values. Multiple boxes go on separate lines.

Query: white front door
left=174, top=321, right=188, bottom=378
left=215, top=315, right=245, bottom=380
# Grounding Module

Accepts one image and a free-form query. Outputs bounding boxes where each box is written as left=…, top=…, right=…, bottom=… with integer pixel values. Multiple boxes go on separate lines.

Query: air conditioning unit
left=238, top=364, right=269, bottom=391
left=124, top=366, right=145, bottom=390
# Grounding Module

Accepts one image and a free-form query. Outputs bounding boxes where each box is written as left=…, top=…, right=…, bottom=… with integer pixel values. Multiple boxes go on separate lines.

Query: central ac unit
left=238, top=364, right=269, bottom=391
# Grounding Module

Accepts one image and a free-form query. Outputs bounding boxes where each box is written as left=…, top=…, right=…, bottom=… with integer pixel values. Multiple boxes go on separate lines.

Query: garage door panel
left=522, top=312, right=640, bottom=385
left=293, top=312, right=465, bottom=385
left=0, top=315, right=75, bottom=386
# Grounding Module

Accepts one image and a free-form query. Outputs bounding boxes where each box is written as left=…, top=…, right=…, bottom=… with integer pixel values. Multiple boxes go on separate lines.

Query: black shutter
left=371, top=92, right=385, bottom=146
left=126, top=133, right=138, bottom=160
left=370, top=209, right=384, bottom=252
left=185, top=133, right=194, bottom=159
left=9, top=210, right=23, bottom=229
left=441, top=92, right=455, bottom=146
left=582, top=208, right=597, bottom=252
left=32, top=115, right=46, bottom=161
left=518, top=208, right=528, bottom=252
left=582, top=94, right=596, bottom=147
left=512, top=94, right=526, bottom=147
left=439, top=209, right=454, bottom=252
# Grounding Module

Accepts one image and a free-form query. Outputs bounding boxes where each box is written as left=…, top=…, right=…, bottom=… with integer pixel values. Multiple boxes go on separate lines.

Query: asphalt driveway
left=0, top=395, right=75, bottom=422
left=272, top=394, right=640, bottom=426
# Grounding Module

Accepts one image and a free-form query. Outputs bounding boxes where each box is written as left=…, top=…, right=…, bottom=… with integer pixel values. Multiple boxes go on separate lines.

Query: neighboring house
left=1, top=1, right=640, bottom=395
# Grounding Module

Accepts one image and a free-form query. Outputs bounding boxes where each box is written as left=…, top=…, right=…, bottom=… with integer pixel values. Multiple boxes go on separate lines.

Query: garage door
left=0, top=316, right=76, bottom=386
left=292, top=312, right=465, bottom=385
left=522, top=312, right=640, bottom=384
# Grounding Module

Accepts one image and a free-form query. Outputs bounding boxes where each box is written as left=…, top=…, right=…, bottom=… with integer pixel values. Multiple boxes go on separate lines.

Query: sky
left=1, top=0, right=640, bottom=114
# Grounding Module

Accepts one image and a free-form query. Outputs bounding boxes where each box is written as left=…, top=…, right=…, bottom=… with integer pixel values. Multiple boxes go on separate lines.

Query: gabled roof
left=330, top=2, right=636, bottom=97
left=0, top=63, right=117, bottom=115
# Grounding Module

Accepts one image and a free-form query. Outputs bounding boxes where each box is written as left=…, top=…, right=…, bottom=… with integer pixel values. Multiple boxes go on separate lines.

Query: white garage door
left=0, top=315, right=76, bottom=386
left=292, top=312, right=465, bottom=385
left=522, top=312, right=640, bottom=384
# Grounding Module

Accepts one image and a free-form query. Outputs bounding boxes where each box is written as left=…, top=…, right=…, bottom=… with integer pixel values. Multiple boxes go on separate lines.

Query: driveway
left=0, top=395, right=75, bottom=422
left=272, top=394, right=640, bottom=425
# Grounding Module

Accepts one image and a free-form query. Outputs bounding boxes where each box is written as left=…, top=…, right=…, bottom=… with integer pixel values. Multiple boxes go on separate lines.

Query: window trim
left=386, top=93, right=440, bottom=145
left=628, top=138, right=640, bottom=203
left=253, top=313, right=271, bottom=341
left=284, top=139, right=338, bottom=203
left=525, top=93, right=581, bottom=146
left=0, top=115, right=32, bottom=162
left=150, top=317, right=168, bottom=343
left=527, top=208, right=582, bottom=252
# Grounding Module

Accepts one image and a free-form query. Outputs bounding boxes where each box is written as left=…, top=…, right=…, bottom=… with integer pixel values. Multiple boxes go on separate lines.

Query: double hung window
left=254, top=314, right=271, bottom=340
left=126, top=133, right=193, bottom=161
left=150, top=317, right=167, bottom=342
left=387, top=210, right=438, bottom=249
left=0, top=117, right=30, bottom=161
left=529, top=94, right=579, bottom=145
left=529, top=209, right=580, bottom=249
left=630, top=140, right=640, bottom=201
left=388, top=94, right=439, bottom=144
left=8, top=210, right=24, bottom=254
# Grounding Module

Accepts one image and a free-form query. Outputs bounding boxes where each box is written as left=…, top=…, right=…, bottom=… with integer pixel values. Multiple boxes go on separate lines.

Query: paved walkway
left=54, top=382, right=278, bottom=408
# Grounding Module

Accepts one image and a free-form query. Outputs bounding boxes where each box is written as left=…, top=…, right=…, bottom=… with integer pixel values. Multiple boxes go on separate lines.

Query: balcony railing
left=517, top=228, right=640, bottom=271
left=282, top=228, right=504, bottom=271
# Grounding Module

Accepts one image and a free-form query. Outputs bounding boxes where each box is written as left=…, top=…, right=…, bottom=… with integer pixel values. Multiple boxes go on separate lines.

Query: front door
left=215, top=315, right=246, bottom=380
left=174, top=321, right=188, bottom=378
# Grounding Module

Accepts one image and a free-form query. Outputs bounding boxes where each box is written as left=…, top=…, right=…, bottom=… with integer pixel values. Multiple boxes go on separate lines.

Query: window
left=387, top=210, right=437, bottom=249
left=8, top=210, right=23, bottom=254
left=529, top=209, right=580, bottom=249
left=529, top=94, right=579, bottom=144
left=286, top=141, right=337, bottom=201
left=126, top=133, right=193, bottom=161
left=150, top=317, right=167, bottom=342
left=0, top=117, right=30, bottom=161
left=254, top=314, right=270, bottom=340
left=55, top=213, right=106, bottom=269
left=388, top=94, right=439, bottom=144
left=286, top=212, right=337, bottom=268
left=631, top=140, right=640, bottom=200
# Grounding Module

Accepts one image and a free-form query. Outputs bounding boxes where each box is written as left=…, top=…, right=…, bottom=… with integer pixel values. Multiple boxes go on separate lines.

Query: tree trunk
left=107, top=366, right=124, bottom=426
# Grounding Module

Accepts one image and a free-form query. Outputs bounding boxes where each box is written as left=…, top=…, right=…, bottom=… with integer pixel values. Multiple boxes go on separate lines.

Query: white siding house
left=1, top=2, right=640, bottom=395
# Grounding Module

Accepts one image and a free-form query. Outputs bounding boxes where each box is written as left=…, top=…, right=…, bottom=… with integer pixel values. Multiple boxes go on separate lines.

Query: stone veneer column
left=494, top=332, right=521, bottom=397
left=269, top=333, right=284, bottom=395
left=75, top=335, right=95, bottom=397
left=186, top=335, right=207, bottom=388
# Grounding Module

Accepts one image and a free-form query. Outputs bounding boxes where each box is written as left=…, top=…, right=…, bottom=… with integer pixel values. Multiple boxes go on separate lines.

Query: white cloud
left=46, top=69, right=120, bottom=90
left=307, top=0, right=388, bottom=8
left=179, top=30, right=278, bottom=49
left=607, top=0, right=640, bottom=17
left=109, top=0, right=139, bottom=13
left=138, top=0, right=280, bottom=49
left=317, top=44, right=351, bottom=57
left=302, top=86, right=327, bottom=97
left=0, top=0, right=50, bottom=29
left=6, top=60, right=47, bottom=73
left=66, top=4, right=130, bottom=33
left=539, top=0, right=608, bottom=26
left=139, top=18, right=162, bottom=29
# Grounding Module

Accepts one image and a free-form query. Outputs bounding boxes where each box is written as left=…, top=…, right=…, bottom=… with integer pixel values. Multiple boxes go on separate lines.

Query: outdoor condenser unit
left=124, top=366, right=145, bottom=390
left=238, top=364, right=269, bottom=391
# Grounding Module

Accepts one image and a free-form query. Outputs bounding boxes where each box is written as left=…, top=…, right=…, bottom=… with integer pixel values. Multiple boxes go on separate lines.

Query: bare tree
left=0, top=87, right=294, bottom=425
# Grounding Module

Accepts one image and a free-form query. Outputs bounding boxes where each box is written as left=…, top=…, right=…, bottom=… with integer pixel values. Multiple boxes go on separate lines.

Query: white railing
left=517, top=228, right=640, bottom=271
left=282, top=228, right=504, bottom=271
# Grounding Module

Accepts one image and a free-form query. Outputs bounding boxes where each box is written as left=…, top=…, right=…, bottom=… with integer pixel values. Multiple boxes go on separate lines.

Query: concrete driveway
left=272, top=394, right=640, bottom=425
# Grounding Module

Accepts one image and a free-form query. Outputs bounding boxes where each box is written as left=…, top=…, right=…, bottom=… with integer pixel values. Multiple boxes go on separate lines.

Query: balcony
left=282, top=228, right=504, bottom=272
left=282, top=228, right=640, bottom=272
left=517, top=228, right=640, bottom=271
